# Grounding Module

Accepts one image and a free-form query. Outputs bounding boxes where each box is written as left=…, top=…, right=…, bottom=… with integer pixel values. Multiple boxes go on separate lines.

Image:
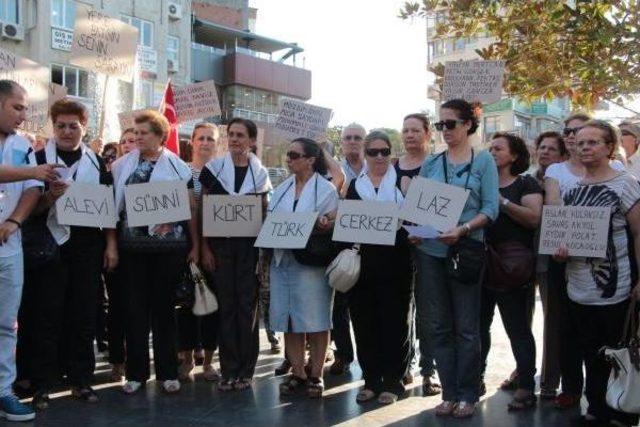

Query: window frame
left=51, top=63, right=89, bottom=99
left=51, top=0, right=75, bottom=30
left=166, top=35, right=180, bottom=64
left=120, top=14, right=154, bottom=48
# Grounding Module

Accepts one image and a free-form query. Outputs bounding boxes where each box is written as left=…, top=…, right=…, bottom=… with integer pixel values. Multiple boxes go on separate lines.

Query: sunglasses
left=563, top=126, right=582, bottom=136
left=434, top=119, right=465, bottom=131
left=286, top=151, right=309, bottom=160
left=365, top=147, right=391, bottom=157
left=343, top=135, right=363, bottom=141
left=103, top=154, right=117, bottom=162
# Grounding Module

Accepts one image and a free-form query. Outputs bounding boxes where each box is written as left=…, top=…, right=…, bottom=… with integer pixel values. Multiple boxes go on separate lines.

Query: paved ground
left=1, top=296, right=598, bottom=426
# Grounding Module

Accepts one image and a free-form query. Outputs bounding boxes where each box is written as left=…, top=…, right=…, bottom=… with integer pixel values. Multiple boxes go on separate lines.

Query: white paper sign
left=332, top=200, right=398, bottom=246
left=124, top=181, right=191, bottom=227
left=403, top=224, right=441, bottom=239
left=443, top=60, right=505, bottom=104
left=538, top=205, right=610, bottom=258
left=254, top=211, right=319, bottom=249
left=174, top=80, right=221, bottom=123
left=399, top=177, right=469, bottom=232
left=51, top=28, right=73, bottom=51
left=274, top=98, right=332, bottom=141
left=70, top=4, right=138, bottom=82
left=202, top=194, right=262, bottom=237
left=56, top=182, right=117, bottom=228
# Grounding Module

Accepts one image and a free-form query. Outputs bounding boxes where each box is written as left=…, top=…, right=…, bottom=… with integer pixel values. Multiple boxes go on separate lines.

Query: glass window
left=51, top=0, right=75, bottom=29
left=141, top=81, right=153, bottom=107
left=484, top=116, right=502, bottom=135
left=121, top=15, right=153, bottom=48
left=51, top=64, right=89, bottom=98
left=0, top=0, right=19, bottom=24
left=167, top=35, right=179, bottom=63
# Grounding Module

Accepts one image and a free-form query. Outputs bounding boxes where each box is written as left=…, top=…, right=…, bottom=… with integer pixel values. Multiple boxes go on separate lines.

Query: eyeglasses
left=365, top=147, right=391, bottom=157
left=576, top=139, right=605, bottom=148
left=286, top=151, right=309, bottom=160
left=343, top=135, right=363, bottom=141
left=434, top=119, right=465, bottom=131
left=563, top=127, right=582, bottom=136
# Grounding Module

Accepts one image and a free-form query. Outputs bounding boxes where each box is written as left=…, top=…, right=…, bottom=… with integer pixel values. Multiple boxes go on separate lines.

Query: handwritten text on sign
left=56, top=183, right=117, bottom=229
left=124, top=181, right=191, bottom=227
left=443, top=60, right=505, bottom=104
left=538, top=205, right=611, bottom=258
left=333, top=200, right=398, bottom=246
left=70, top=4, right=138, bottom=82
left=254, top=211, right=319, bottom=249
left=274, top=98, right=332, bottom=141
left=202, top=195, right=262, bottom=237
left=399, top=177, right=469, bottom=232
left=174, top=80, right=221, bottom=123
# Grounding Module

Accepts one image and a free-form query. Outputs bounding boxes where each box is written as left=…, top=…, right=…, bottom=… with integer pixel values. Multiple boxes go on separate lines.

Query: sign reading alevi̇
left=55, top=182, right=117, bottom=228
left=124, top=181, right=191, bottom=227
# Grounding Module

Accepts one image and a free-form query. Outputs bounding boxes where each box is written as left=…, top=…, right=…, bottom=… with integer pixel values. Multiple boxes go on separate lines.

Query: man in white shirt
left=620, top=121, right=640, bottom=179
left=0, top=80, right=45, bottom=422
left=339, top=123, right=367, bottom=191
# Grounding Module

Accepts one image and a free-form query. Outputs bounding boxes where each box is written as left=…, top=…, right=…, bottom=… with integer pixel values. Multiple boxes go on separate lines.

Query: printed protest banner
left=332, top=200, right=399, bottom=246
left=254, top=211, right=319, bottom=249
left=274, top=98, right=332, bottom=141
left=70, top=4, right=138, bottom=82
left=124, top=181, right=191, bottom=227
left=442, top=60, right=505, bottom=104
left=56, top=182, right=117, bottom=228
left=173, top=80, right=221, bottom=123
left=117, top=109, right=146, bottom=133
left=538, top=205, right=610, bottom=258
left=399, top=177, right=469, bottom=232
left=202, top=194, right=262, bottom=237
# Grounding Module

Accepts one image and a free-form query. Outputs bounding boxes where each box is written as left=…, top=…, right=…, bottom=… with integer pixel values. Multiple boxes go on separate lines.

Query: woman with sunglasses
left=412, top=99, right=499, bottom=418
left=263, top=138, right=338, bottom=398
left=101, top=143, right=120, bottom=172
left=346, top=131, right=412, bottom=405
left=199, top=118, right=271, bottom=392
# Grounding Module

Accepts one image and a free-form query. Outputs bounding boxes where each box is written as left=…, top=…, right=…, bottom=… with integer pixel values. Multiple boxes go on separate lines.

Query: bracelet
left=463, top=223, right=472, bottom=235
left=6, top=218, right=21, bottom=228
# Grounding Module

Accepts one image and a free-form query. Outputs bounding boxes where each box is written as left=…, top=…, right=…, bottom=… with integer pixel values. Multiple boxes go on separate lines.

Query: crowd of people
left=0, top=78, right=639, bottom=426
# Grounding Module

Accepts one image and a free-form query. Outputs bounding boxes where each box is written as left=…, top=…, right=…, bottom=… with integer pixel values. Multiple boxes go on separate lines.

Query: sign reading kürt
left=443, top=60, right=505, bottom=104
left=333, top=200, right=399, bottom=246
left=399, top=177, right=469, bottom=232
left=124, top=181, right=191, bottom=227
left=274, top=98, right=332, bottom=141
left=254, top=211, right=319, bottom=249
left=56, top=183, right=117, bottom=228
left=202, top=195, right=262, bottom=237
left=70, top=4, right=138, bottom=82
left=538, top=205, right=610, bottom=258
left=174, top=80, right=221, bottom=123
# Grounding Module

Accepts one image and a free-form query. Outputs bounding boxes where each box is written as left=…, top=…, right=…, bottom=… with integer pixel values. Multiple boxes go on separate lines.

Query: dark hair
left=134, top=110, right=170, bottom=142
left=227, top=117, right=257, bottom=139
left=291, top=137, right=327, bottom=176
left=403, top=113, right=430, bottom=132
left=364, top=130, right=391, bottom=149
left=440, top=99, right=479, bottom=135
left=102, top=142, right=120, bottom=158
left=535, top=131, right=567, bottom=156
left=0, top=80, right=25, bottom=102
left=580, top=119, right=620, bottom=160
left=491, top=132, right=530, bottom=175
left=564, top=112, right=592, bottom=126
left=50, top=99, right=89, bottom=125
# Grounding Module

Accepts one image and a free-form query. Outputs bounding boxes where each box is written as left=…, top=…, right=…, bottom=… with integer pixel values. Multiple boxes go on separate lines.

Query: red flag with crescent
left=159, top=81, right=180, bottom=155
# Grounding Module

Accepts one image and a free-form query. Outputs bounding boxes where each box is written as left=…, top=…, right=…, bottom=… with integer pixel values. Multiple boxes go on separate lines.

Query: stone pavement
left=0, top=297, right=602, bottom=426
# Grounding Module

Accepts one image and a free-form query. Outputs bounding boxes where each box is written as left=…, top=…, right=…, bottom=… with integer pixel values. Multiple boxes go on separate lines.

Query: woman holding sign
left=412, top=99, right=499, bottom=418
left=552, top=120, right=640, bottom=427
left=263, top=138, right=338, bottom=398
left=346, top=131, right=412, bottom=405
left=112, top=110, right=198, bottom=395
left=199, top=118, right=272, bottom=391
left=23, top=99, right=116, bottom=408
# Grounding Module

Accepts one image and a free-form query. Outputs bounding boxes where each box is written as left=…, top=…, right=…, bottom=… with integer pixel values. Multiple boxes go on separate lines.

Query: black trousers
left=569, top=299, right=638, bottom=426
left=210, top=238, right=259, bottom=380
left=105, top=269, right=126, bottom=365
left=176, top=308, right=218, bottom=352
left=349, top=244, right=412, bottom=395
left=121, top=250, right=185, bottom=382
left=331, top=291, right=354, bottom=363
left=95, top=277, right=108, bottom=350
left=480, top=285, right=537, bottom=390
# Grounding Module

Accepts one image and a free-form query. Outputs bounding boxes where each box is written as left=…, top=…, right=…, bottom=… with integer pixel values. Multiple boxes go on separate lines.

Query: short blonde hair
left=191, top=122, right=219, bottom=142
left=579, top=119, right=620, bottom=160
left=134, top=110, right=170, bottom=142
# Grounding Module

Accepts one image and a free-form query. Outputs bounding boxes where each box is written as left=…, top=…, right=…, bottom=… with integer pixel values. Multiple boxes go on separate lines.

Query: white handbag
left=191, top=262, right=218, bottom=316
left=326, top=244, right=361, bottom=293
left=605, top=300, right=640, bottom=414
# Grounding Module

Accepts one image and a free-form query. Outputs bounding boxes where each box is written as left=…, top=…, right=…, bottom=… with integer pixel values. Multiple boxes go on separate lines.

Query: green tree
left=399, top=1, right=640, bottom=108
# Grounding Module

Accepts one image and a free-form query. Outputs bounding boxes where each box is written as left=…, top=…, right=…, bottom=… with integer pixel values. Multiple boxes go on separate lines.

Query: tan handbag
left=326, top=244, right=361, bottom=293
left=191, top=262, right=218, bottom=316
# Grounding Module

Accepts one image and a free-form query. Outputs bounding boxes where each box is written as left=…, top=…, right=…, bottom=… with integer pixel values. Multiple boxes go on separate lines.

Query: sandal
left=508, top=392, right=537, bottom=411
left=202, top=365, right=221, bottom=382
left=279, top=375, right=306, bottom=395
left=234, top=378, right=252, bottom=391
left=422, top=377, right=442, bottom=396
left=356, top=389, right=376, bottom=403
left=217, top=379, right=235, bottom=392
left=122, top=381, right=143, bottom=395
left=500, top=372, right=519, bottom=390
left=72, top=386, right=99, bottom=403
left=307, top=377, right=324, bottom=398
left=178, top=360, right=195, bottom=382
left=378, top=391, right=398, bottom=405
left=435, top=400, right=456, bottom=416
left=452, top=401, right=476, bottom=418
left=162, top=380, right=181, bottom=394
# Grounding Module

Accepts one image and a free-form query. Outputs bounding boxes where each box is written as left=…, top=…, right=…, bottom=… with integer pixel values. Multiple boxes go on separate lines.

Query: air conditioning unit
left=2, top=23, right=24, bottom=41
left=168, top=2, right=182, bottom=20
left=167, top=59, right=179, bottom=73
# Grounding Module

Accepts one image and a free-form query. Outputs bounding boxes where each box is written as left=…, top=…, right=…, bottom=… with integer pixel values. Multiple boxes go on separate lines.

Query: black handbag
left=175, top=266, right=196, bottom=309
left=21, top=215, right=59, bottom=268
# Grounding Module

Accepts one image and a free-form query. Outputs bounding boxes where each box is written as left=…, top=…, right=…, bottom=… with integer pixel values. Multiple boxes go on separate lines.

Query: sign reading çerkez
left=202, top=195, right=262, bottom=238
left=124, top=181, right=191, bottom=227
left=332, top=200, right=399, bottom=246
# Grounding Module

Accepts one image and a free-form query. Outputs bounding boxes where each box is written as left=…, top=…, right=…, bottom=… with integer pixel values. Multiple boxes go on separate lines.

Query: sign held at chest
left=202, top=194, right=262, bottom=237
left=56, top=182, right=117, bottom=229
left=254, top=211, right=319, bottom=249
left=124, top=181, right=191, bottom=227
left=333, top=200, right=399, bottom=246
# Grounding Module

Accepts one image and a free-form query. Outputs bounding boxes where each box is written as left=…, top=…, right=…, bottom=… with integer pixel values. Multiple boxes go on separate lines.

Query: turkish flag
left=159, top=81, right=180, bottom=155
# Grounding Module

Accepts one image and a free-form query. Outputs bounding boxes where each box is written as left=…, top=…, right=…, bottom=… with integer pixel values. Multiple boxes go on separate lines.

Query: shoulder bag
left=326, top=244, right=361, bottom=293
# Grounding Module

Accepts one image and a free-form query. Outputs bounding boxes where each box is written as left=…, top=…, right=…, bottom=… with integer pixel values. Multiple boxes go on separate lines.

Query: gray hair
left=341, top=122, right=367, bottom=138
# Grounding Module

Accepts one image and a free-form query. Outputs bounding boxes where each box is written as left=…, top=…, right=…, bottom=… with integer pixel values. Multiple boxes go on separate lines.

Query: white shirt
left=0, top=134, right=42, bottom=257
left=627, top=150, right=640, bottom=180
left=545, top=160, right=626, bottom=198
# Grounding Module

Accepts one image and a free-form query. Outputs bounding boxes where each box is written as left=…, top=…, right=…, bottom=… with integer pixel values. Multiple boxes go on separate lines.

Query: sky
left=249, top=0, right=431, bottom=131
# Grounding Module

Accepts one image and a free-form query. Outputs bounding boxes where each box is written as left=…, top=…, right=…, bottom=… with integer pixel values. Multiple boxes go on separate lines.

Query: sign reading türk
left=124, top=181, right=191, bottom=227
left=202, top=195, right=262, bottom=237
left=254, top=211, right=319, bottom=249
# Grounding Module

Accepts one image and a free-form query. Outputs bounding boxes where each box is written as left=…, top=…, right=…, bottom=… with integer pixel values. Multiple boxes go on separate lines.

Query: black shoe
left=274, top=359, right=292, bottom=376
left=32, top=390, right=50, bottom=411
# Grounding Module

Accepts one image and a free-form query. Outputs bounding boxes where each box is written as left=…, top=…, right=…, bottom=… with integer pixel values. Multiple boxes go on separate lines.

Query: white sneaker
left=162, top=379, right=181, bottom=394
left=122, top=381, right=142, bottom=395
